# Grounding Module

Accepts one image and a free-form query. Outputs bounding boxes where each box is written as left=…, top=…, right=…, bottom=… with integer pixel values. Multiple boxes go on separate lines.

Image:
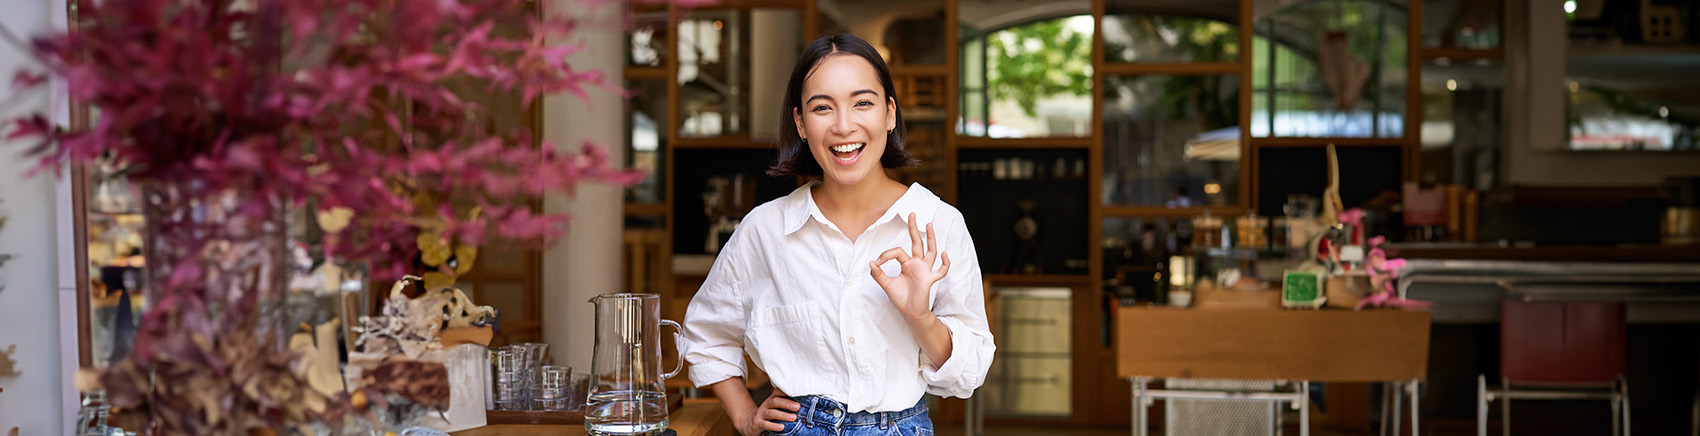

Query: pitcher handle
left=660, top=319, right=685, bottom=379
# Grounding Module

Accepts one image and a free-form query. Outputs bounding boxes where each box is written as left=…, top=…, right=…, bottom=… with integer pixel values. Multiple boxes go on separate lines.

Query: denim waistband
left=791, top=395, right=927, bottom=430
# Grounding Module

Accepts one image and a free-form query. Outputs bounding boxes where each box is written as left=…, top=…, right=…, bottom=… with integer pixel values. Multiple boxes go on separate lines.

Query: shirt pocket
left=748, top=301, right=836, bottom=392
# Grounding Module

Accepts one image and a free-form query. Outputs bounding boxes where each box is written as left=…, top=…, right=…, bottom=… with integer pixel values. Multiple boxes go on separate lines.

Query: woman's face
left=793, top=54, right=897, bottom=187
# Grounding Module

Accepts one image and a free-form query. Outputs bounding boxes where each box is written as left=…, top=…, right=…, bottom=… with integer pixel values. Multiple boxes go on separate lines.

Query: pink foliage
left=7, top=0, right=647, bottom=277
left=1358, top=235, right=1430, bottom=310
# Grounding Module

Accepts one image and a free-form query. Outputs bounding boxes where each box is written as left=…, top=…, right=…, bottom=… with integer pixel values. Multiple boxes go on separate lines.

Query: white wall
left=0, top=0, right=71, bottom=433
left=541, top=0, right=626, bottom=373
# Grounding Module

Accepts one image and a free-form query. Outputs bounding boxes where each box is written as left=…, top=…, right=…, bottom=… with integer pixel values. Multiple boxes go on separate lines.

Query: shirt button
left=848, top=337, right=856, bottom=345
left=843, top=279, right=853, bottom=287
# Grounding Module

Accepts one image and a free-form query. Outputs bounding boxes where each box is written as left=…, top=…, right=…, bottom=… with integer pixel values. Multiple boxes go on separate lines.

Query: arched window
left=959, top=15, right=1096, bottom=138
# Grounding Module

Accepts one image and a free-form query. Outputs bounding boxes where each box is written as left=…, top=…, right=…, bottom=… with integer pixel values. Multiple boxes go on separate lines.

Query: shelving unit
left=620, top=0, right=1476, bottom=426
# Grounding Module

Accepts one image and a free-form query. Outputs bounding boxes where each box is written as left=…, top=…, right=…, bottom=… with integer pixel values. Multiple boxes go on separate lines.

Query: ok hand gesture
left=870, top=213, right=951, bottom=322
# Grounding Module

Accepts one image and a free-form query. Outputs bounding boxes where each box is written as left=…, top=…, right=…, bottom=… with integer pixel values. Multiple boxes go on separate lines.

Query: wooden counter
left=1116, top=307, right=1431, bottom=382
left=453, top=399, right=733, bottom=436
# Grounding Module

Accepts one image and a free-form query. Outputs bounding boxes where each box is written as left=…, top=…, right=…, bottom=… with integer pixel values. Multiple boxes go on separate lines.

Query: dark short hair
left=767, top=34, right=918, bottom=177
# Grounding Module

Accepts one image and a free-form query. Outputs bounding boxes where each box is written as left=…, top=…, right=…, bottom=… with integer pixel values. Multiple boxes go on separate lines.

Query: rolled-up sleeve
left=682, top=234, right=751, bottom=388
left=919, top=215, right=995, bottom=398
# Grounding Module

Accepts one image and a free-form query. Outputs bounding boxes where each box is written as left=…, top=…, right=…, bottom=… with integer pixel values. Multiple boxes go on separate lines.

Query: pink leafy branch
left=6, top=0, right=652, bottom=278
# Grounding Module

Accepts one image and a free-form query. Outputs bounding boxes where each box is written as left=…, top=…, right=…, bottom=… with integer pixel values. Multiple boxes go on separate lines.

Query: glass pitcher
left=586, top=293, right=683, bottom=436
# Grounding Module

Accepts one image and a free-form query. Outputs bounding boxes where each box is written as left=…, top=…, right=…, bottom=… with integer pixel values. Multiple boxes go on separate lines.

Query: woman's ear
left=793, top=107, right=807, bottom=141
left=886, top=96, right=898, bottom=132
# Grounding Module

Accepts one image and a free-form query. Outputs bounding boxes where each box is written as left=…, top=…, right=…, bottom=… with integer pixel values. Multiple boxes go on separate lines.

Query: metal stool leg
left=1300, top=381, right=1311, bottom=436
left=1391, top=381, right=1402, bottom=436
left=1382, top=381, right=1394, bottom=436
left=1502, top=376, right=1512, bottom=436
left=972, top=393, right=986, bottom=436
left=1623, top=376, right=1632, bottom=436
left=1408, top=379, right=1420, bottom=436
left=1614, top=389, right=1623, bottom=436
left=1132, top=377, right=1149, bottom=436
left=1478, top=375, right=1489, bottom=436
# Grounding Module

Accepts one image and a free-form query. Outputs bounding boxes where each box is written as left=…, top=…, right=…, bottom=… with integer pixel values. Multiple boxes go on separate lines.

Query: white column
left=0, top=0, right=69, bottom=433
left=541, top=0, right=626, bottom=373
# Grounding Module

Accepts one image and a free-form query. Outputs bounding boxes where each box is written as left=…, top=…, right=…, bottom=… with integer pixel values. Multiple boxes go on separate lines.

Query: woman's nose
left=828, top=111, right=855, bottom=135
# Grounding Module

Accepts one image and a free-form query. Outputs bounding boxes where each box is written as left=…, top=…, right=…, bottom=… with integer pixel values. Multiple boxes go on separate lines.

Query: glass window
left=678, top=10, right=741, bottom=138
left=880, top=8, right=949, bottom=66
left=628, top=9, right=669, bottom=67
left=1420, top=59, right=1502, bottom=191
left=1421, top=0, right=1501, bottom=50
left=625, top=79, right=667, bottom=203
left=1553, top=1, right=1700, bottom=151
left=1102, top=75, right=1241, bottom=207
left=1252, top=0, right=1409, bottom=138
left=1103, top=0, right=1240, bottom=63
left=959, top=12, right=1095, bottom=138
left=676, top=8, right=804, bottom=140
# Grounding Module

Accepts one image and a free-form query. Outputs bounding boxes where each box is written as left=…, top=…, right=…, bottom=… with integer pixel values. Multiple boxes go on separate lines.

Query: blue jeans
left=766, top=396, right=933, bottom=436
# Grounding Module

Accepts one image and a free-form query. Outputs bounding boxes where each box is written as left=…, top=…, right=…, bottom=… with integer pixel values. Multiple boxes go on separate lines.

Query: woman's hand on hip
left=736, top=388, right=799, bottom=436
left=870, top=213, right=951, bottom=323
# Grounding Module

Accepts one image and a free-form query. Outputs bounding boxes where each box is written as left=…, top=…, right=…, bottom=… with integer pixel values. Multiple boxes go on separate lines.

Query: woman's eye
left=813, top=105, right=831, bottom=112
left=855, top=101, right=873, bottom=108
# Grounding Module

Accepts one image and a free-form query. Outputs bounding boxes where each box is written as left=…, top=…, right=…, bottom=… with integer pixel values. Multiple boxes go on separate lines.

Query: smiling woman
left=768, top=35, right=918, bottom=181
left=681, top=33, right=995, bottom=436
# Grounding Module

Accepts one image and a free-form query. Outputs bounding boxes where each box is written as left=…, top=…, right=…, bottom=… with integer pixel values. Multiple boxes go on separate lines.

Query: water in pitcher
left=585, top=390, right=670, bottom=436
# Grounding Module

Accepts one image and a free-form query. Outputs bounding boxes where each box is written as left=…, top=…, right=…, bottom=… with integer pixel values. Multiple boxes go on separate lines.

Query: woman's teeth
left=831, top=143, right=865, bottom=153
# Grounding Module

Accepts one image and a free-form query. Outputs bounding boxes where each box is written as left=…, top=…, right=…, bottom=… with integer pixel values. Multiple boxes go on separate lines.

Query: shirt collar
left=781, top=181, right=939, bottom=235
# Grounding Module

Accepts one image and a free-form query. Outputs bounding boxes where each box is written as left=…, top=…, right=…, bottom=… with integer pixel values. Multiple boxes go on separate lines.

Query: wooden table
left=1116, top=307, right=1432, bottom=436
left=453, top=399, right=733, bottom=436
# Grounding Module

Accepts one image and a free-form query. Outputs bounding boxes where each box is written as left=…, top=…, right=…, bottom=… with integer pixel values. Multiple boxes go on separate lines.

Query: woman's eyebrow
left=805, top=89, right=879, bottom=104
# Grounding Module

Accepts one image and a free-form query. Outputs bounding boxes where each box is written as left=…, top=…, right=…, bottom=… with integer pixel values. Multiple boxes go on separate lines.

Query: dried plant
left=0, top=0, right=700, bottom=433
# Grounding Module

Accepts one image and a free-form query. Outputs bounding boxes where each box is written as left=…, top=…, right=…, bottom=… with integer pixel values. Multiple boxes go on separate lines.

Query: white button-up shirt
left=682, top=181, right=996, bottom=413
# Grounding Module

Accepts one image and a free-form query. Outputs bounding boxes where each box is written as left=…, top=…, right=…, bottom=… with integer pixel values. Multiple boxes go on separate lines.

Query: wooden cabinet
left=626, top=0, right=1456, bottom=426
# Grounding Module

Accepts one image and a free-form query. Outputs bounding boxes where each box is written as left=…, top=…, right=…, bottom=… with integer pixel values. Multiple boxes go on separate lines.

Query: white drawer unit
left=981, top=287, right=1072, bottom=417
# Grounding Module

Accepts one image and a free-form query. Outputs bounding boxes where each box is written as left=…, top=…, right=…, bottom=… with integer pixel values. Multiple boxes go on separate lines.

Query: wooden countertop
left=453, top=399, right=733, bottom=436
left=1116, top=307, right=1432, bottom=382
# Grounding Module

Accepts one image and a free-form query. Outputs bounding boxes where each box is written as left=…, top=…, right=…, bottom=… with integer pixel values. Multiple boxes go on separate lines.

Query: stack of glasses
left=490, top=343, right=550, bottom=410
left=532, top=365, right=573, bottom=411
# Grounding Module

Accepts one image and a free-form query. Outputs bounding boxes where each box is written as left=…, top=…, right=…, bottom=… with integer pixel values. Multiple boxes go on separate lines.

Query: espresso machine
left=702, top=173, right=757, bottom=254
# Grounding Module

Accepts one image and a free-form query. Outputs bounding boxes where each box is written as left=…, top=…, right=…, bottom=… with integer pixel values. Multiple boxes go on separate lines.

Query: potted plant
left=5, top=0, right=649, bottom=433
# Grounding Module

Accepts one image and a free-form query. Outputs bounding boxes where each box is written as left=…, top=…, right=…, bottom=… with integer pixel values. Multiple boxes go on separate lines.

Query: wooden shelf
left=1567, top=42, right=1700, bottom=58
left=622, top=66, right=667, bottom=80
left=984, top=273, right=1094, bottom=287
left=1250, top=137, right=1404, bottom=148
left=955, top=137, right=1095, bottom=149
left=672, top=137, right=778, bottom=149
left=1099, top=62, right=1240, bottom=76
left=623, top=202, right=666, bottom=216
left=1418, top=47, right=1505, bottom=60
left=1101, top=205, right=1248, bottom=218
left=889, top=64, right=950, bottom=76
left=675, top=0, right=810, bottom=9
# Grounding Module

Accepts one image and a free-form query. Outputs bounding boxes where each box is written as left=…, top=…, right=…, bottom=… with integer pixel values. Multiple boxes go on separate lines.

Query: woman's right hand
left=736, top=388, right=800, bottom=436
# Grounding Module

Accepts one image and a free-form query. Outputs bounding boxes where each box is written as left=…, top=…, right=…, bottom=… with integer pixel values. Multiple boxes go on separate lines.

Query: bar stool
left=1478, top=300, right=1630, bottom=436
